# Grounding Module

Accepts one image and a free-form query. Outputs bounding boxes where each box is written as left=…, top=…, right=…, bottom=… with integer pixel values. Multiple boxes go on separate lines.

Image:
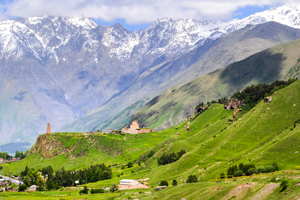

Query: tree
left=220, top=173, right=225, bottom=179
left=248, top=168, right=257, bottom=175
left=18, top=184, right=27, bottom=192
left=233, top=170, right=243, bottom=177
left=272, top=162, right=279, bottom=171
left=127, top=162, right=133, bottom=168
left=265, top=165, right=275, bottom=173
left=110, top=184, right=119, bottom=192
left=172, top=179, right=177, bottom=186
left=187, top=175, right=198, bottom=183
left=257, top=166, right=265, bottom=173
left=46, top=179, right=55, bottom=190
left=280, top=180, right=288, bottom=192
left=159, top=180, right=169, bottom=186
left=80, top=186, right=89, bottom=194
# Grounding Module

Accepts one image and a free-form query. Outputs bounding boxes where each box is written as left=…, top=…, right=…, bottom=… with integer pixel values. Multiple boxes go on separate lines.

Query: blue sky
left=0, top=0, right=286, bottom=31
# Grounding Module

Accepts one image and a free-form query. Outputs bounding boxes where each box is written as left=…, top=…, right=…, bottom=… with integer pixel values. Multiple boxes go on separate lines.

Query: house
left=264, top=97, right=272, bottom=103
left=120, top=179, right=140, bottom=186
left=0, top=158, right=3, bottom=164
left=119, top=179, right=149, bottom=189
left=122, top=121, right=152, bottom=134
left=10, top=158, right=20, bottom=162
left=29, top=185, right=38, bottom=191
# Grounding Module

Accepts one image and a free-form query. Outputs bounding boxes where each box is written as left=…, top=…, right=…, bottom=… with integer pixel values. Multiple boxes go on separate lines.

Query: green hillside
left=129, top=37, right=300, bottom=131
left=2, top=80, right=300, bottom=199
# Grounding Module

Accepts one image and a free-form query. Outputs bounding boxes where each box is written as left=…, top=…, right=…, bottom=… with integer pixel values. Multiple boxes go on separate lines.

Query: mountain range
left=2, top=4, right=300, bottom=145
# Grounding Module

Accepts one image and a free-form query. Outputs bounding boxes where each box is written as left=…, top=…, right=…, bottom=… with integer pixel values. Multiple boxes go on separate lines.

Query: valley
left=2, top=3, right=300, bottom=200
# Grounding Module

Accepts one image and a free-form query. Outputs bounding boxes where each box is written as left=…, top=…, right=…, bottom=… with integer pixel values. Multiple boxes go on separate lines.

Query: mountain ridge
left=2, top=4, right=300, bottom=144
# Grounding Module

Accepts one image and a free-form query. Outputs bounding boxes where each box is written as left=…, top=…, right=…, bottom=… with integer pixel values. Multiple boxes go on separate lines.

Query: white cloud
left=0, top=0, right=298, bottom=24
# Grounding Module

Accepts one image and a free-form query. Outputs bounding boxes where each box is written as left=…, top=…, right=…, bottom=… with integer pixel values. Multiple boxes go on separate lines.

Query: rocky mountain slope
left=91, top=21, right=300, bottom=131
left=2, top=4, right=300, bottom=144
left=129, top=37, right=300, bottom=130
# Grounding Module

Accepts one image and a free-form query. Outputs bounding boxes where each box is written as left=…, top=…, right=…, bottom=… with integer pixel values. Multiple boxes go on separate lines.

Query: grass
left=2, top=80, right=300, bottom=199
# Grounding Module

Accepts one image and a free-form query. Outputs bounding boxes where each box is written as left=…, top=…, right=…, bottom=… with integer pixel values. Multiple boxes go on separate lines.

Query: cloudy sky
left=0, top=0, right=296, bottom=30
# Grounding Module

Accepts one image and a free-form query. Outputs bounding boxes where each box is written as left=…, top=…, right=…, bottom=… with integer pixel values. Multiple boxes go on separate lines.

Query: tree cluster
left=231, top=78, right=298, bottom=108
left=20, top=163, right=112, bottom=191
left=226, top=162, right=278, bottom=178
left=227, top=163, right=256, bottom=177
left=157, top=150, right=186, bottom=165
left=14, top=150, right=28, bottom=159
left=0, top=152, right=12, bottom=160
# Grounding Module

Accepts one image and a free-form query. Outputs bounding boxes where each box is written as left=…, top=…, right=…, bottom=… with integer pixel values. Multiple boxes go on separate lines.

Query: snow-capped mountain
left=1, top=4, right=300, bottom=145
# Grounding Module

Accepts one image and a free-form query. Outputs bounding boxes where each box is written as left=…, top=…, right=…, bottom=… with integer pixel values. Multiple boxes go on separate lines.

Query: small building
left=264, top=97, right=272, bottom=103
left=10, top=158, right=20, bottom=162
left=120, top=179, right=140, bottom=186
left=29, top=185, right=38, bottom=191
left=119, top=179, right=149, bottom=189
left=122, top=121, right=152, bottom=134
left=0, top=158, right=3, bottom=164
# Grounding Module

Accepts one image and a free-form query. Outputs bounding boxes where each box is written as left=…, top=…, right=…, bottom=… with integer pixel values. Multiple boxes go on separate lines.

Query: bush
left=233, top=170, right=243, bottom=177
left=187, top=175, right=198, bottom=183
left=248, top=168, right=257, bottom=175
left=127, top=162, right=133, bottom=168
left=265, top=165, right=275, bottom=173
left=109, top=184, right=119, bottom=192
left=173, top=179, right=177, bottom=186
left=91, top=188, right=104, bottom=194
left=18, top=184, right=27, bottom=192
left=159, top=180, right=169, bottom=186
left=220, top=173, right=225, bottom=179
left=79, top=186, right=89, bottom=194
left=272, top=162, right=279, bottom=171
left=257, top=166, right=265, bottom=173
left=280, top=180, right=288, bottom=192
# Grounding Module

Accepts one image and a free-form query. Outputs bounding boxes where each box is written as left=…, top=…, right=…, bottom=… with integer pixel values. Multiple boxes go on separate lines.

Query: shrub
left=147, top=150, right=155, bottom=158
left=233, top=170, right=243, bottom=177
left=272, top=162, right=279, bottom=171
left=172, top=179, right=177, bottom=186
left=257, top=166, right=265, bottom=173
left=248, top=168, right=257, bottom=175
left=280, top=180, right=288, bottom=192
left=109, top=184, right=118, bottom=192
left=159, top=180, right=169, bottom=186
left=79, top=186, right=89, bottom=194
left=18, top=184, right=27, bottom=192
left=127, top=162, right=133, bottom=168
left=220, top=173, right=225, bottom=179
left=91, top=188, right=104, bottom=194
left=265, top=165, right=275, bottom=173
left=187, top=175, right=198, bottom=183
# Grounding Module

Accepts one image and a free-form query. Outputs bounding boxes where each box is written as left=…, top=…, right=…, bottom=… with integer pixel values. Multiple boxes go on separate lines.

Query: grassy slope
left=129, top=37, right=300, bottom=131
left=2, top=81, right=300, bottom=199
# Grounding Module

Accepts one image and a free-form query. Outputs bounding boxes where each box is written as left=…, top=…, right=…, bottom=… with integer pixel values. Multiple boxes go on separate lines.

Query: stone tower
left=46, top=123, right=51, bottom=134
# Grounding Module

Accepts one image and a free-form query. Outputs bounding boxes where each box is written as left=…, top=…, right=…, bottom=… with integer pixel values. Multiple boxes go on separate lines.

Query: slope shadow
left=219, top=50, right=286, bottom=94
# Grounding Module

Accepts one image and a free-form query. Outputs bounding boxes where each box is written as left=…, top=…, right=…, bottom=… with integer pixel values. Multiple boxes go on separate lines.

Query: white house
left=29, top=185, right=38, bottom=191
left=119, top=179, right=140, bottom=186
